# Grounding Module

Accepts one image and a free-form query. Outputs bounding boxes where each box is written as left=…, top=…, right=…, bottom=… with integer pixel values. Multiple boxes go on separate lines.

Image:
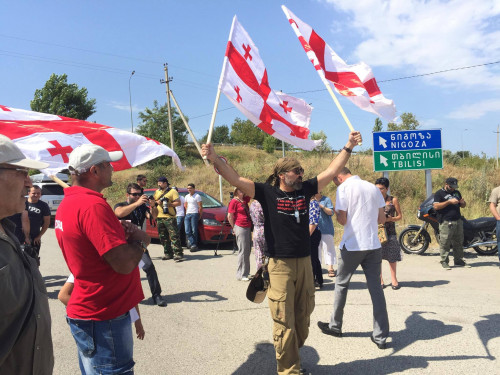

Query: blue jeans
left=176, top=216, right=184, bottom=231
left=185, top=213, right=199, bottom=247
left=67, top=312, right=134, bottom=374
left=496, top=220, right=500, bottom=261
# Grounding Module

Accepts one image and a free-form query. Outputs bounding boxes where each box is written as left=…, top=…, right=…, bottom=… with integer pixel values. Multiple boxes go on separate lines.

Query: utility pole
left=496, top=125, right=499, bottom=168
left=160, top=63, right=174, bottom=151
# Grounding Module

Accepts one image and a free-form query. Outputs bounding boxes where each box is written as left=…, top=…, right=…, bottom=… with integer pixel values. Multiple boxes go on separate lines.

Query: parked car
left=30, top=173, right=69, bottom=217
left=143, top=188, right=234, bottom=244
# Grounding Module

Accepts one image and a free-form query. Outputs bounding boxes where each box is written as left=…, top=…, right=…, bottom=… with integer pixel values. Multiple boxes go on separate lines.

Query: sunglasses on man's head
left=129, top=193, right=142, bottom=197
left=290, top=167, right=304, bottom=175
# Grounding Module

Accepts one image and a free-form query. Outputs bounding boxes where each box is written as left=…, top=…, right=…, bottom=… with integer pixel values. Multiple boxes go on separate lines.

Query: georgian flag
left=282, top=6, right=397, bottom=122
left=218, top=16, right=322, bottom=151
left=0, top=105, right=183, bottom=175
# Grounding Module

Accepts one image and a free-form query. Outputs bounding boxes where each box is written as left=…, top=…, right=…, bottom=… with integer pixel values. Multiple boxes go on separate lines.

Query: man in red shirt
left=55, top=144, right=148, bottom=374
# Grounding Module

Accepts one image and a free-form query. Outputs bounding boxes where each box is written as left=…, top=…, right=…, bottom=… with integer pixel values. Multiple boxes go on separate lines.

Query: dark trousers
left=310, top=229, right=323, bottom=286
left=141, top=250, right=162, bottom=298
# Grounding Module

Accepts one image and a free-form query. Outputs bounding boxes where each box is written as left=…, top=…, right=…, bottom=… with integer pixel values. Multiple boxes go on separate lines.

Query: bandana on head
left=266, top=157, right=302, bottom=186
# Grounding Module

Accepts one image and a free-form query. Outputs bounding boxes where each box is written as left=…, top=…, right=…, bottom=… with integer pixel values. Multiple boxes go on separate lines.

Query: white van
left=30, top=173, right=69, bottom=217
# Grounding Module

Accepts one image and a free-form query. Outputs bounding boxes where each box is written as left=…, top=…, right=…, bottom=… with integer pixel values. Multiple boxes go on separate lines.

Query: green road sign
left=373, top=149, right=443, bottom=172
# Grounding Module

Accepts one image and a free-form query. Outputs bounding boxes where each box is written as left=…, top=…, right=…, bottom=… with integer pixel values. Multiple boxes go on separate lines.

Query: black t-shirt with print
left=26, top=200, right=51, bottom=238
left=254, top=178, right=318, bottom=258
left=114, top=201, right=150, bottom=227
left=433, top=188, right=462, bottom=222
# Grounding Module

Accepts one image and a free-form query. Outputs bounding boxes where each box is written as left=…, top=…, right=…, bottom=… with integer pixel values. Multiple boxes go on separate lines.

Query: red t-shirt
left=55, top=186, right=144, bottom=320
left=228, top=196, right=252, bottom=228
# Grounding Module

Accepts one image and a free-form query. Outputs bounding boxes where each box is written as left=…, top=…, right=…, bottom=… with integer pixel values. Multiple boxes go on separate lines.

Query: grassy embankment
left=105, top=145, right=500, bottom=241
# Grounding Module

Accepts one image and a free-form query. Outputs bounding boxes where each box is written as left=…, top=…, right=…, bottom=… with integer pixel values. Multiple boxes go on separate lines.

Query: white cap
left=68, top=144, right=123, bottom=174
left=0, top=134, right=49, bottom=169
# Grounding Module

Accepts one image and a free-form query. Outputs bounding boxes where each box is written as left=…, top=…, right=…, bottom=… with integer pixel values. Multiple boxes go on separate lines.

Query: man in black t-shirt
left=433, top=177, right=470, bottom=269
left=114, top=183, right=168, bottom=307
left=202, top=131, right=362, bottom=375
left=26, top=185, right=50, bottom=260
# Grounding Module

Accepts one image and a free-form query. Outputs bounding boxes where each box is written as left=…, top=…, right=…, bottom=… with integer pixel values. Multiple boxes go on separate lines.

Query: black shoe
left=370, top=335, right=387, bottom=349
left=392, top=284, right=401, bottom=290
left=173, top=254, right=184, bottom=262
left=317, top=321, right=342, bottom=337
left=153, top=295, right=168, bottom=307
left=190, top=245, right=199, bottom=252
left=454, top=259, right=471, bottom=268
left=162, top=254, right=173, bottom=260
left=300, top=368, right=308, bottom=374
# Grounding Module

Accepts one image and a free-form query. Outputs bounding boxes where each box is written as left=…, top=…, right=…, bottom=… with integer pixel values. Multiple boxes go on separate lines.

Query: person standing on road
left=154, top=176, right=183, bottom=262
left=249, top=199, right=266, bottom=271
left=174, top=187, right=186, bottom=242
left=114, top=183, right=168, bottom=307
left=433, top=177, right=471, bottom=270
left=0, top=135, right=54, bottom=374
left=55, top=144, right=147, bottom=374
left=375, top=177, right=403, bottom=289
left=184, top=183, right=203, bottom=252
left=228, top=187, right=252, bottom=281
left=317, top=192, right=336, bottom=277
left=202, top=130, right=362, bottom=375
left=487, top=185, right=500, bottom=266
left=25, top=185, right=51, bottom=264
left=317, top=167, right=390, bottom=350
left=309, top=193, right=323, bottom=289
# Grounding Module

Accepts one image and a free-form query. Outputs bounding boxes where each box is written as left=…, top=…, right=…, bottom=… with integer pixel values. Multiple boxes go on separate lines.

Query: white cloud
left=108, top=101, right=141, bottom=112
left=447, top=98, right=500, bottom=119
left=323, top=0, right=500, bottom=89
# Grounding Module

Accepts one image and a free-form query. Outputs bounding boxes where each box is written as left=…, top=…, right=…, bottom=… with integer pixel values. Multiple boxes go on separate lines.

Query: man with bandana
left=202, top=131, right=362, bottom=375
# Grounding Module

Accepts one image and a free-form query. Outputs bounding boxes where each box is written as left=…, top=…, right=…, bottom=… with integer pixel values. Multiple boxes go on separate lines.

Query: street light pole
left=128, top=70, right=135, bottom=133
left=461, top=128, right=468, bottom=158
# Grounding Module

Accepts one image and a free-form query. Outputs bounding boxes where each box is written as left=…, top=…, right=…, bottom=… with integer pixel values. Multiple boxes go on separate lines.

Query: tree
left=230, top=118, right=266, bottom=145
left=373, top=117, right=383, bottom=132
left=309, top=131, right=330, bottom=153
left=263, top=135, right=277, bottom=153
left=200, top=125, right=232, bottom=144
left=387, top=112, right=420, bottom=131
left=31, top=73, right=96, bottom=120
left=136, top=100, right=189, bottom=163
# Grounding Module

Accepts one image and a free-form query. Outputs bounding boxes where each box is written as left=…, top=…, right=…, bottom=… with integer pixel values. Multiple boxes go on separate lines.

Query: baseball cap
left=158, top=176, right=169, bottom=184
left=68, top=144, right=123, bottom=174
left=0, top=134, right=49, bottom=169
left=246, top=265, right=269, bottom=304
left=445, top=177, right=458, bottom=188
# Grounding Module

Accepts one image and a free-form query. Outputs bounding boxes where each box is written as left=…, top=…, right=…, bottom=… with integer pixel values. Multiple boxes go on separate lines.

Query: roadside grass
left=104, top=146, right=500, bottom=238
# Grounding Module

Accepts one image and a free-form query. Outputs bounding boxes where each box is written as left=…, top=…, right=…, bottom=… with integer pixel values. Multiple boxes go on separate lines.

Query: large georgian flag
left=282, top=6, right=397, bottom=122
left=219, top=16, right=322, bottom=151
left=0, top=105, right=183, bottom=175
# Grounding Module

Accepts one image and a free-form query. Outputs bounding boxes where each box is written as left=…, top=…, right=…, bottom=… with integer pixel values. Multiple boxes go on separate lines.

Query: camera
left=159, top=197, right=170, bottom=214
left=21, top=243, right=40, bottom=266
left=147, top=195, right=154, bottom=200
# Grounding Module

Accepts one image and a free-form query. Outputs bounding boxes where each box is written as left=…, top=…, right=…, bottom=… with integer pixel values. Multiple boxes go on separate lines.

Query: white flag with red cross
left=0, top=105, right=183, bottom=175
left=282, top=6, right=397, bottom=122
left=218, top=16, right=322, bottom=151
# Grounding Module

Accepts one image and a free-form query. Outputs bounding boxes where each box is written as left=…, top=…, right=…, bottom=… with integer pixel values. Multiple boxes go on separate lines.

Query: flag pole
left=169, top=89, right=209, bottom=165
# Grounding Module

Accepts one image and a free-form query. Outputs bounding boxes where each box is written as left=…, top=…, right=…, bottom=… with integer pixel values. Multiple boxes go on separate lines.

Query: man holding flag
left=202, top=130, right=361, bottom=375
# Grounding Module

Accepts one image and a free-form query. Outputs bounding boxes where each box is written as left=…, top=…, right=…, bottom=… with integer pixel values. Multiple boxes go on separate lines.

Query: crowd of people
left=1, top=131, right=499, bottom=375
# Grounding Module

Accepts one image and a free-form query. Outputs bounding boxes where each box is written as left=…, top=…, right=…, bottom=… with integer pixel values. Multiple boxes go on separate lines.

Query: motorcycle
left=398, top=195, right=498, bottom=255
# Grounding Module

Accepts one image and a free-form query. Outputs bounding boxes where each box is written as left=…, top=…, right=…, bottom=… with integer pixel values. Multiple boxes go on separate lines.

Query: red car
left=143, top=188, right=234, bottom=244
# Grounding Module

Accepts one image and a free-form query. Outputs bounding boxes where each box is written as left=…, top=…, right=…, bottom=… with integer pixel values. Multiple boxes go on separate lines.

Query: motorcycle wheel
left=473, top=232, right=498, bottom=255
left=398, top=228, right=431, bottom=255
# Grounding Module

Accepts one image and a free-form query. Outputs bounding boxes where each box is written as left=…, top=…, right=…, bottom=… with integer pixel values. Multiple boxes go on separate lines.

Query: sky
left=1, top=0, right=500, bottom=158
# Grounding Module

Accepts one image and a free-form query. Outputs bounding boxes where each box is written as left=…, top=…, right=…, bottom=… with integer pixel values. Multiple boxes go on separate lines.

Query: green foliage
left=263, top=135, right=277, bottom=153
left=373, top=118, right=383, bottom=132
left=200, top=125, right=232, bottom=144
left=31, top=73, right=96, bottom=120
left=387, top=112, right=420, bottom=131
left=305, top=131, right=330, bottom=154
left=136, top=100, right=189, bottom=166
left=230, top=118, right=266, bottom=145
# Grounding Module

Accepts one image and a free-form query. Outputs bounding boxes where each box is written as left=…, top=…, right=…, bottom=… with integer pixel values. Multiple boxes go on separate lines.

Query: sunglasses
left=0, top=167, right=30, bottom=178
left=289, top=167, right=304, bottom=175
left=129, top=193, right=143, bottom=197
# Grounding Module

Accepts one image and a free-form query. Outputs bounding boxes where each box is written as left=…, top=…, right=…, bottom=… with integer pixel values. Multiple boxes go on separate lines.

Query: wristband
left=342, top=146, right=352, bottom=153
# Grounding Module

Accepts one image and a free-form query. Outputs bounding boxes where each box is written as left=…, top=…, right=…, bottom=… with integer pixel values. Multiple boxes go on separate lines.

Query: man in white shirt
left=184, top=183, right=203, bottom=251
left=317, top=167, right=390, bottom=349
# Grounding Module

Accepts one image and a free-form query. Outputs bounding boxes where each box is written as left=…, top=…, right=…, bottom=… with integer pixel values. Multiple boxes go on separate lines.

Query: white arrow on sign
left=379, top=136, right=387, bottom=148
left=380, top=155, right=388, bottom=166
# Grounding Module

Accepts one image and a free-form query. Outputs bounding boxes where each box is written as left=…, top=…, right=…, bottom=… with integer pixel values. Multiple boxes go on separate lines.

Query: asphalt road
left=39, top=229, right=500, bottom=375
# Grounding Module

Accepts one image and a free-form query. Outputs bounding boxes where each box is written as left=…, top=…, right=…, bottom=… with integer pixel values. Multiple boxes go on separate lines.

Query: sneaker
left=317, top=321, right=342, bottom=337
left=162, top=254, right=173, bottom=260
left=190, top=245, right=199, bottom=252
left=241, top=277, right=250, bottom=281
left=173, top=254, right=184, bottom=262
left=454, top=259, right=471, bottom=268
left=441, top=262, right=451, bottom=270
left=152, top=295, right=168, bottom=307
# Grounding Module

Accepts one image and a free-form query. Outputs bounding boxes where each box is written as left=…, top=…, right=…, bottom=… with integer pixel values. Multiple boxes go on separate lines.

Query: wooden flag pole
left=203, top=89, right=222, bottom=162
left=49, top=175, right=70, bottom=188
left=169, top=90, right=209, bottom=165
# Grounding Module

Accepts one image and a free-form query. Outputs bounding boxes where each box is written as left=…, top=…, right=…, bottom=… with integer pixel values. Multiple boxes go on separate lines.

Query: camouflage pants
left=157, top=217, right=183, bottom=256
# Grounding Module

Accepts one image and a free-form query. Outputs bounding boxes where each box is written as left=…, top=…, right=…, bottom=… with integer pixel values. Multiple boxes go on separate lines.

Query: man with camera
left=114, top=183, right=168, bottom=307
left=154, top=176, right=183, bottom=261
